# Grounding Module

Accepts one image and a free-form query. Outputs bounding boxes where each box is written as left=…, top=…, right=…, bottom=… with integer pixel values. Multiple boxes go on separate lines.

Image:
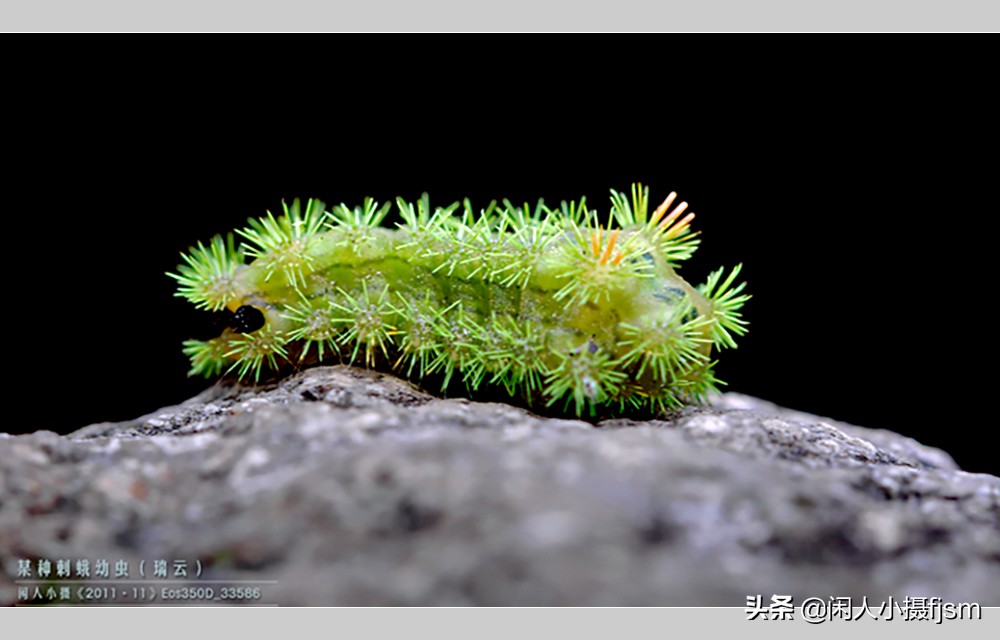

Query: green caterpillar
left=169, top=184, right=749, bottom=417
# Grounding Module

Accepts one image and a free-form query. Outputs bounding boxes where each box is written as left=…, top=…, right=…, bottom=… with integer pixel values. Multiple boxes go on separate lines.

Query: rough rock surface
left=2, top=366, right=998, bottom=606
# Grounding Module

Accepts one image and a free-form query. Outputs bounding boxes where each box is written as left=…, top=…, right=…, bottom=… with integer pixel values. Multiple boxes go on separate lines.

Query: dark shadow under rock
left=2, top=366, right=998, bottom=605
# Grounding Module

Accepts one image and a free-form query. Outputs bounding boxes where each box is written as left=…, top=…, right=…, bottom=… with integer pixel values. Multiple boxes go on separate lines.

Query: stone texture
left=1, top=366, right=998, bottom=606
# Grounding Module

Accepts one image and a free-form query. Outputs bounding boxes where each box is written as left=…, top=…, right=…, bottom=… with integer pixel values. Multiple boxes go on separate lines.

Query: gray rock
left=1, top=366, right=998, bottom=606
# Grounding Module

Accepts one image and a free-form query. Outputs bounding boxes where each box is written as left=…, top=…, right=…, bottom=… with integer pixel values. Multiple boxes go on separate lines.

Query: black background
left=9, top=44, right=997, bottom=477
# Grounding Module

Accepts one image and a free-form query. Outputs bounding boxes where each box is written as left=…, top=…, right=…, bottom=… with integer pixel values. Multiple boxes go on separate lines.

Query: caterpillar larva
left=169, top=184, right=749, bottom=417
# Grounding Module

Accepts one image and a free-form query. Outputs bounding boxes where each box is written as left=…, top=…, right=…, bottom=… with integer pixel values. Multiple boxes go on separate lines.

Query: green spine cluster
left=169, top=184, right=749, bottom=417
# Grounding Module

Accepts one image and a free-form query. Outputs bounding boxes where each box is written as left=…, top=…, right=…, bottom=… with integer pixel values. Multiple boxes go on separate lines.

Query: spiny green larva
left=169, top=184, right=749, bottom=417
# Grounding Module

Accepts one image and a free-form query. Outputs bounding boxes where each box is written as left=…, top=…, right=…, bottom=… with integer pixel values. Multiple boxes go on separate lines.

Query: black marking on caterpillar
left=168, top=184, right=750, bottom=417
left=232, top=305, right=266, bottom=334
